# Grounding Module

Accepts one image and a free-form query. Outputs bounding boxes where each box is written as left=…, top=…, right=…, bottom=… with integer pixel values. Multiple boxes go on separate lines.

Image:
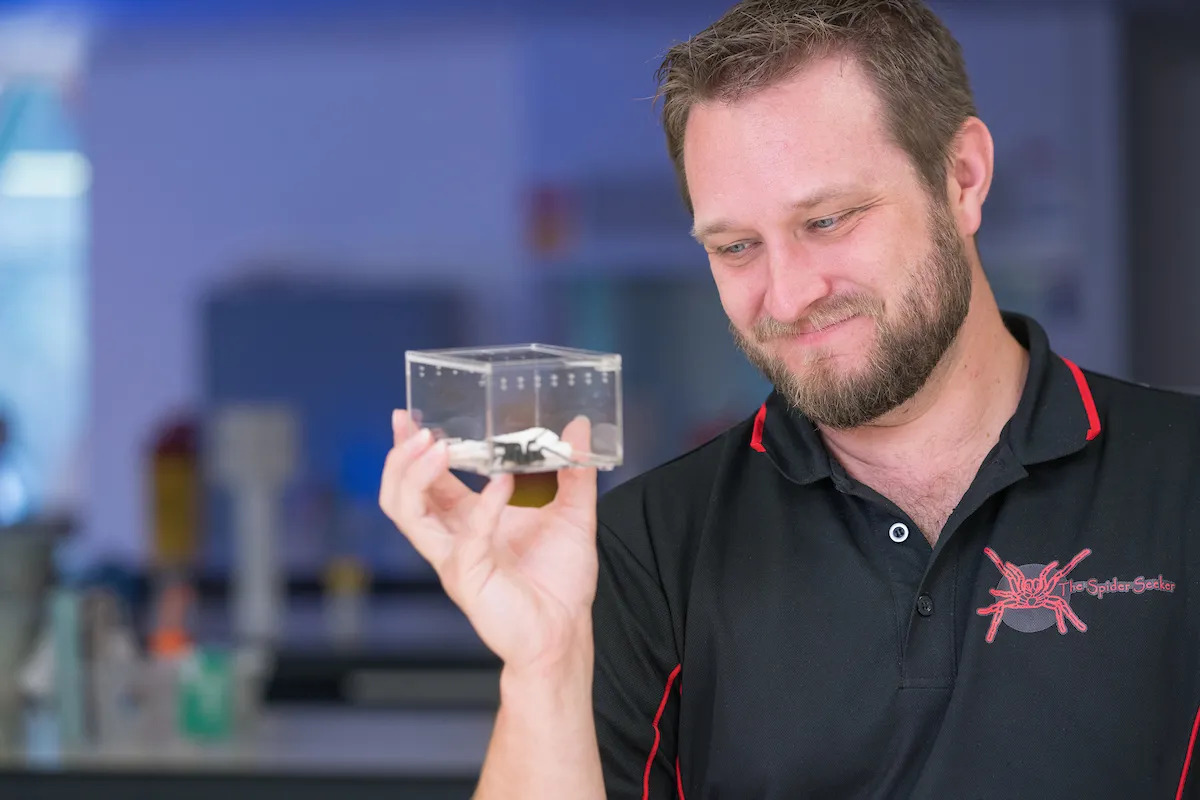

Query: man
left=380, top=1, right=1200, bottom=797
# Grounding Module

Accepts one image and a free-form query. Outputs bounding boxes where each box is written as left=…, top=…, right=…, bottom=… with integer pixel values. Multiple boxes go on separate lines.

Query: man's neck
left=819, top=298, right=1030, bottom=487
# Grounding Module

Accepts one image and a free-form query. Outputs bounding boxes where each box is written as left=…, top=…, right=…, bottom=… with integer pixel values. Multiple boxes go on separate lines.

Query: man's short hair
left=655, top=0, right=978, bottom=212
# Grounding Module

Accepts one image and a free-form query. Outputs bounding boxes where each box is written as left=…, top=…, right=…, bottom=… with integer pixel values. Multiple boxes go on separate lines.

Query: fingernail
left=419, top=428, right=433, bottom=443
left=392, top=409, right=402, bottom=429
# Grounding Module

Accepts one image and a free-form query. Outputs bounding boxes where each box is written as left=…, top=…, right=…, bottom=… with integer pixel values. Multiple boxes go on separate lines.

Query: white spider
left=441, top=426, right=577, bottom=472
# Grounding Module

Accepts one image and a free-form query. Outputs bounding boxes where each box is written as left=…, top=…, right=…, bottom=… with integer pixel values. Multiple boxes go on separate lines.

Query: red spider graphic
left=976, top=547, right=1093, bottom=644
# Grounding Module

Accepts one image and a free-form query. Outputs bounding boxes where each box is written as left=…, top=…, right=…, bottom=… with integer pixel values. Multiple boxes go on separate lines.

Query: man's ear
left=945, top=116, right=994, bottom=238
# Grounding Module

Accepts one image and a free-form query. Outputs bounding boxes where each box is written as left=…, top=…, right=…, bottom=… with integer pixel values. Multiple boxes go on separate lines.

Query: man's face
left=683, top=55, right=973, bottom=429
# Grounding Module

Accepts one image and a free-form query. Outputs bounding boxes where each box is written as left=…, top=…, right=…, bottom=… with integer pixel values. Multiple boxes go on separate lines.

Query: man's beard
left=731, top=199, right=973, bottom=429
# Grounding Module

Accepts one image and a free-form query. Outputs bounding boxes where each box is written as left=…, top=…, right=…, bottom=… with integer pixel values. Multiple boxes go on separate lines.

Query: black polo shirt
left=593, top=313, right=1200, bottom=799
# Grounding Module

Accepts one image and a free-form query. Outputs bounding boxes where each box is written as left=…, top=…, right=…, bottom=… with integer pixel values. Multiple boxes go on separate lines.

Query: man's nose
left=761, top=240, right=832, bottom=324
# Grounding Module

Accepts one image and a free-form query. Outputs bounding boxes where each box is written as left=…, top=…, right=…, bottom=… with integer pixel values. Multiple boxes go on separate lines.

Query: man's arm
left=379, top=412, right=607, bottom=800
left=474, top=621, right=605, bottom=800
left=473, top=513, right=683, bottom=800
left=474, top=515, right=684, bottom=800
left=381, top=411, right=681, bottom=799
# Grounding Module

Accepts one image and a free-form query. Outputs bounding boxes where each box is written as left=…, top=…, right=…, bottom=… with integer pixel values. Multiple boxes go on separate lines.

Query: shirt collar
left=749, top=312, right=1102, bottom=484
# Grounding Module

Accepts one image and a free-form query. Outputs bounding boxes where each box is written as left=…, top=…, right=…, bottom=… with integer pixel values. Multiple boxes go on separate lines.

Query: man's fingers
left=560, top=415, right=592, bottom=457
left=392, top=409, right=475, bottom=508
left=446, top=472, right=511, bottom=604
left=427, top=475, right=473, bottom=510
left=392, top=408, right=419, bottom=449
left=555, top=415, right=598, bottom=512
left=395, top=514, right=453, bottom=569
left=396, top=438, right=450, bottom=521
left=474, top=472, right=515, bottom=531
left=379, top=426, right=432, bottom=505
left=380, top=429, right=455, bottom=565
left=380, top=427, right=433, bottom=509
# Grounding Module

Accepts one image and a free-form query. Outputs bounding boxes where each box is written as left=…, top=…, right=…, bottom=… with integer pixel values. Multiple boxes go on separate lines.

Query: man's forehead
left=683, top=55, right=884, bottom=141
left=684, top=65, right=891, bottom=164
left=680, top=60, right=909, bottom=233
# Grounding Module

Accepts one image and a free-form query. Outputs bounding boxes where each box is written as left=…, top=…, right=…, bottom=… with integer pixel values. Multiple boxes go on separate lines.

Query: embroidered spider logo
left=976, top=547, right=1093, bottom=644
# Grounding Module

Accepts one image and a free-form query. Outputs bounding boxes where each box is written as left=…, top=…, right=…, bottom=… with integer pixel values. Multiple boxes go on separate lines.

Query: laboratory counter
left=0, top=705, right=494, bottom=799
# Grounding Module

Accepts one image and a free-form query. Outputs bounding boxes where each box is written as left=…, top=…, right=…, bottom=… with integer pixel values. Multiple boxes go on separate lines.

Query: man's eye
left=720, top=242, right=751, bottom=255
left=809, top=208, right=864, bottom=232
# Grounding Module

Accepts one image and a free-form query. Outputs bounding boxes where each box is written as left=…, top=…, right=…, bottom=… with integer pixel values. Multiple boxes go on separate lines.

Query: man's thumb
left=556, top=415, right=597, bottom=507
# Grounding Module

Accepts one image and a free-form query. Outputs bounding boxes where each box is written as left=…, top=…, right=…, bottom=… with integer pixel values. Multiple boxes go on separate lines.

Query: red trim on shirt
left=676, top=756, right=686, bottom=799
left=1175, top=703, right=1200, bottom=800
left=643, top=663, right=682, bottom=800
left=750, top=403, right=767, bottom=452
left=1061, top=356, right=1101, bottom=441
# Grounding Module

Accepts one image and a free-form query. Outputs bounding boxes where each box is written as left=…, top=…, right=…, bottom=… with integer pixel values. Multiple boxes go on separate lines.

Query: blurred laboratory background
left=0, top=0, right=1194, bottom=797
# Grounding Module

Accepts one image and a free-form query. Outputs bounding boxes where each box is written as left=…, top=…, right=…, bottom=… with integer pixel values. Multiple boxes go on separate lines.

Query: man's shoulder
left=1084, top=368, right=1200, bottom=433
left=1080, top=367, right=1200, bottom=477
left=597, top=411, right=756, bottom=535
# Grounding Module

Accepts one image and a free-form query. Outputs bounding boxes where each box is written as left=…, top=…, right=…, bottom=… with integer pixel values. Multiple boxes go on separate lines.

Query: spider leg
left=1054, top=548, right=1093, bottom=583
left=999, top=559, right=1022, bottom=582
left=1050, top=603, right=1069, bottom=634
left=1047, top=596, right=1088, bottom=633
left=1038, top=561, right=1060, bottom=583
left=983, top=548, right=1006, bottom=572
left=1000, top=562, right=1027, bottom=593
left=984, top=608, right=1005, bottom=643
left=983, top=549, right=1031, bottom=596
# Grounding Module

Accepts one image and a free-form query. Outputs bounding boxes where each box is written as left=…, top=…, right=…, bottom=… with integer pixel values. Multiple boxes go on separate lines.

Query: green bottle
left=178, top=646, right=233, bottom=741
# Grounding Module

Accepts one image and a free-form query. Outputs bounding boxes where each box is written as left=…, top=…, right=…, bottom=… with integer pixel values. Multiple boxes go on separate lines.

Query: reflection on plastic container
left=406, top=344, right=623, bottom=475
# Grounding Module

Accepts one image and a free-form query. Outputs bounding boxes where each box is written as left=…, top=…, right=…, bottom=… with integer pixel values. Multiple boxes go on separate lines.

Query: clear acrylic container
left=405, top=344, right=622, bottom=475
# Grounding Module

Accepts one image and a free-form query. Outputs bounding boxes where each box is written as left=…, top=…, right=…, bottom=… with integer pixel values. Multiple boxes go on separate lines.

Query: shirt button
left=916, top=594, right=935, bottom=617
left=888, top=522, right=909, bottom=543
